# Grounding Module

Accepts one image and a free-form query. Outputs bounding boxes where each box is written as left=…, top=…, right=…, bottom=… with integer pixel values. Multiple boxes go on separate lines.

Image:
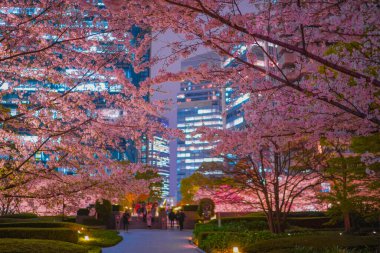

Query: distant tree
left=180, top=162, right=235, bottom=204
left=320, top=135, right=380, bottom=233
left=135, top=168, right=163, bottom=202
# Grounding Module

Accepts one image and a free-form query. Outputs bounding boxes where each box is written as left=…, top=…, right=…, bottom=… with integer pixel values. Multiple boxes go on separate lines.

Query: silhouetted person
left=168, top=210, right=176, bottom=228
left=122, top=210, right=131, bottom=232
left=177, top=210, right=186, bottom=231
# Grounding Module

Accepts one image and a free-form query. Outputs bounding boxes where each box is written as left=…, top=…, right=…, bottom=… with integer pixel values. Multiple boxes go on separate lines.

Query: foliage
left=193, top=220, right=268, bottom=243
left=198, top=231, right=278, bottom=253
left=135, top=169, right=164, bottom=202
left=292, top=247, right=376, bottom=253
left=0, top=239, right=89, bottom=253
left=77, top=209, right=90, bottom=216
left=95, top=199, right=112, bottom=224
left=81, top=217, right=105, bottom=227
left=183, top=205, right=199, bottom=212
left=198, top=198, right=215, bottom=219
left=0, top=227, right=78, bottom=243
left=180, top=164, right=235, bottom=203
left=0, top=213, right=38, bottom=219
left=0, top=222, right=80, bottom=229
left=78, top=229, right=122, bottom=247
left=112, top=205, right=122, bottom=212
left=245, top=234, right=380, bottom=253
left=320, top=137, right=380, bottom=232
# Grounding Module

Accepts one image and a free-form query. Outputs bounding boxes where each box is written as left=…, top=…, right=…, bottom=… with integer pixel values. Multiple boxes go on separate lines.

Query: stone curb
left=188, top=239, right=207, bottom=253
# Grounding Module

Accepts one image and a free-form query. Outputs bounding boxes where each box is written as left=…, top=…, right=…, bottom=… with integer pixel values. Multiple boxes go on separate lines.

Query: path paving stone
left=102, top=229, right=199, bottom=253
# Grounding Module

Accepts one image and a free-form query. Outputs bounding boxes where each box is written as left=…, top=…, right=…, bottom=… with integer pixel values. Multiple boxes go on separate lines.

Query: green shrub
left=64, top=217, right=77, bottom=223
left=112, top=205, right=122, bottom=212
left=292, top=247, right=375, bottom=253
left=0, top=227, right=78, bottom=243
left=183, top=205, right=199, bottom=211
left=198, top=231, right=277, bottom=253
left=287, top=212, right=327, bottom=218
left=0, top=213, right=38, bottom=219
left=198, top=198, right=215, bottom=219
left=193, top=220, right=267, bottom=243
left=95, top=199, right=112, bottom=224
left=287, top=217, right=339, bottom=228
left=245, top=234, right=380, bottom=253
left=81, top=217, right=104, bottom=226
left=77, top=208, right=90, bottom=216
left=208, top=216, right=267, bottom=224
left=0, top=222, right=80, bottom=229
left=0, top=239, right=89, bottom=253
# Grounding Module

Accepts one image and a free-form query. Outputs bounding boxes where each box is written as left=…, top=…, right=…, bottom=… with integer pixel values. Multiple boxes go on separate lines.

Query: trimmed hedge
left=0, top=239, right=89, bottom=253
left=81, top=217, right=104, bottom=226
left=77, top=208, right=90, bottom=216
left=197, top=231, right=278, bottom=253
left=287, top=217, right=338, bottom=228
left=245, top=234, right=380, bottom=253
left=0, top=222, right=80, bottom=229
left=287, top=212, right=326, bottom=218
left=207, top=216, right=339, bottom=229
left=0, top=213, right=38, bottom=219
left=183, top=205, right=199, bottom=212
left=0, top=228, right=78, bottom=243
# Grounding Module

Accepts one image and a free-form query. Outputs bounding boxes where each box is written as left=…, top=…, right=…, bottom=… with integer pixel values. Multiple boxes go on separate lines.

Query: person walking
left=168, top=210, right=176, bottom=228
left=122, top=210, right=131, bottom=232
left=115, top=213, right=121, bottom=230
left=147, top=212, right=152, bottom=229
left=177, top=210, right=186, bottom=231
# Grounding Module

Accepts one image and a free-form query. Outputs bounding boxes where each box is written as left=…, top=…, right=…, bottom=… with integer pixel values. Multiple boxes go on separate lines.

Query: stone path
left=102, top=229, right=199, bottom=253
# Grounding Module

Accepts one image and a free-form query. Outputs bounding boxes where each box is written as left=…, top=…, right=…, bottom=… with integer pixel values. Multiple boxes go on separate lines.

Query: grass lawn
left=78, top=228, right=123, bottom=247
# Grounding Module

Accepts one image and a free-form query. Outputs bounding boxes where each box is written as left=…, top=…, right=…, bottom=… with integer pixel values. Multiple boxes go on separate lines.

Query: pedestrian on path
left=147, top=212, right=152, bottom=229
left=123, top=210, right=131, bottom=232
left=115, top=213, right=121, bottom=230
left=177, top=210, right=186, bottom=231
left=168, top=210, right=176, bottom=228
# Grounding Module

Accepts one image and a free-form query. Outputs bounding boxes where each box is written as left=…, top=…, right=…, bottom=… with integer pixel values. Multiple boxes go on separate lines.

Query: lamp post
left=233, top=247, right=239, bottom=253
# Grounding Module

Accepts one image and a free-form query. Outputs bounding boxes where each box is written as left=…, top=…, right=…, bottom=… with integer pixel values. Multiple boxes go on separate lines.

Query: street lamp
left=233, top=247, right=239, bottom=253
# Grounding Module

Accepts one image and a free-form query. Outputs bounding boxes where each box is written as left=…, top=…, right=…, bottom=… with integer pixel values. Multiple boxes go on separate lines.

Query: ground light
left=233, top=246, right=239, bottom=253
left=84, top=235, right=90, bottom=241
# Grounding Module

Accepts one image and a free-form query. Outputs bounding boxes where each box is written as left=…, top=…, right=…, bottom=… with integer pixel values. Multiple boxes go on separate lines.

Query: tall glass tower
left=176, top=52, right=224, bottom=199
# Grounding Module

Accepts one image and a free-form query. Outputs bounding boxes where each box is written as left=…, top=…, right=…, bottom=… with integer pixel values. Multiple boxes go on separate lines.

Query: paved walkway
left=102, top=229, right=199, bottom=253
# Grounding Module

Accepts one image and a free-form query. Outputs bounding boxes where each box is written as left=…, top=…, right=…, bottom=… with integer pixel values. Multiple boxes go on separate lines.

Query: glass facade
left=141, top=118, right=170, bottom=197
left=176, top=52, right=224, bottom=199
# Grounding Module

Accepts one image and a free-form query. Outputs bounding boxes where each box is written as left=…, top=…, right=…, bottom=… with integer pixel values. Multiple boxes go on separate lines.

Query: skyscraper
left=140, top=117, right=170, bottom=197
left=176, top=52, right=224, bottom=199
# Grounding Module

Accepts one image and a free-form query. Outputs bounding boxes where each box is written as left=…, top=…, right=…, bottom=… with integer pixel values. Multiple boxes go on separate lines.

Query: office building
left=176, top=52, right=224, bottom=198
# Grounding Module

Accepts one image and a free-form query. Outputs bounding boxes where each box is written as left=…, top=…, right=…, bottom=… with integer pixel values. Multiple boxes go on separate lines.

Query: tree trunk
left=344, top=212, right=351, bottom=233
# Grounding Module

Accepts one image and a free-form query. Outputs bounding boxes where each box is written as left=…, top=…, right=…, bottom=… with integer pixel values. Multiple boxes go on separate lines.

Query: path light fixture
left=84, top=235, right=90, bottom=241
left=77, top=230, right=81, bottom=234
left=233, top=246, right=239, bottom=253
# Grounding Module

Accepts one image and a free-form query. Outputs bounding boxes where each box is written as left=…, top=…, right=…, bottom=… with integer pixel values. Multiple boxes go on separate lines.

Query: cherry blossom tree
left=0, top=1, right=168, bottom=211
left=105, top=0, right=379, bottom=141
